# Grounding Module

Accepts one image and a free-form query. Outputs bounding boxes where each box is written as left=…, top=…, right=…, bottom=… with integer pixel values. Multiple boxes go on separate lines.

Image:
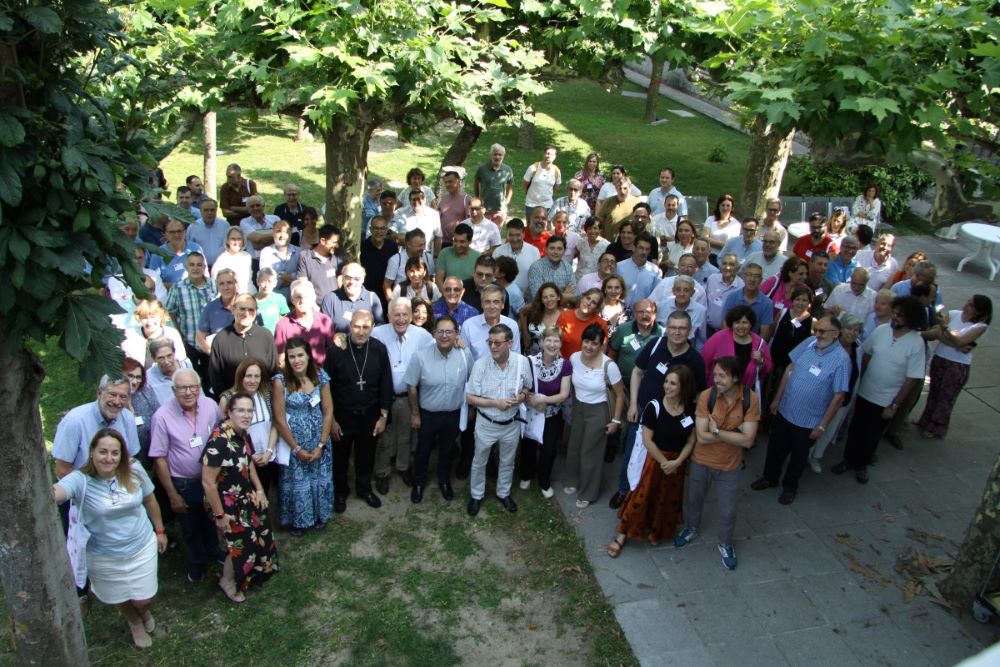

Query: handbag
left=522, top=356, right=545, bottom=442
left=65, top=477, right=91, bottom=589
left=627, top=400, right=659, bottom=491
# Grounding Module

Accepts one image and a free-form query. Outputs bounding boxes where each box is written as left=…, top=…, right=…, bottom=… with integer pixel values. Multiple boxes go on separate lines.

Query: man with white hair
left=742, top=230, right=784, bottom=281
left=239, top=194, right=279, bottom=261
left=371, top=297, right=434, bottom=494
left=825, top=236, right=860, bottom=284
left=149, top=368, right=223, bottom=583
left=474, top=143, right=514, bottom=225
left=857, top=233, right=897, bottom=291
left=548, top=179, right=591, bottom=232
left=825, top=267, right=877, bottom=320
left=757, top=198, right=788, bottom=253
left=321, top=262, right=385, bottom=334
left=653, top=275, right=707, bottom=350
left=146, top=337, right=196, bottom=404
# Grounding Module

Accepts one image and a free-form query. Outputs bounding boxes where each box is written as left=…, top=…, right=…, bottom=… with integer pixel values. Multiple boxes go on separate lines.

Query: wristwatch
left=213, top=513, right=225, bottom=520
left=712, top=427, right=720, bottom=437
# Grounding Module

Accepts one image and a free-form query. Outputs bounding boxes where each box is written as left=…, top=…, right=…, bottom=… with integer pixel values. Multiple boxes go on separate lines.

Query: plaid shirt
left=165, top=278, right=215, bottom=346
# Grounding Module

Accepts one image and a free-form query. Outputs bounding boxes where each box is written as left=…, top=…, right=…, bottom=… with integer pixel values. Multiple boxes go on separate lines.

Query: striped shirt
left=779, top=337, right=851, bottom=429
left=165, top=278, right=215, bottom=346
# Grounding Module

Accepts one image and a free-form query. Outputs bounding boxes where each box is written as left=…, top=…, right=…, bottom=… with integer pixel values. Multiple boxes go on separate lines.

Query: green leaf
left=0, top=114, right=25, bottom=147
left=804, top=33, right=828, bottom=59
left=834, top=65, right=873, bottom=85
left=62, top=147, right=90, bottom=176
left=7, top=231, right=29, bottom=261
left=0, top=159, right=22, bottom=205
left=62, top=300, right=91, bottom=361
left=855, top=96, right=901, bottom=122
left=72, top=207, right=92, bottom=232
left=970, top=43, right=1000, bottom=58
left=20, top=6, right=62, bottom=34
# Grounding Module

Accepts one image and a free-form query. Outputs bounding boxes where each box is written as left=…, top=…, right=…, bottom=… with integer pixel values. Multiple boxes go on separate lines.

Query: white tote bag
left=626, top=400, right=659, bottom=491
left=65, top=479, right=91, bottom=589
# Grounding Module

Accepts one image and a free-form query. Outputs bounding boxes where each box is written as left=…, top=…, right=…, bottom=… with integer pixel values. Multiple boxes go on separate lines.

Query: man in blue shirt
left=722, top=262, right=775, bottom=339
left=825, top=236, right=860, bottom=284
left=149, top=219, right=203, bottom=288
left=751, top=315, right=850, bottom=504
left=615, top=233, right=661, bottom=307
left=53, top=375, right=141, bottom=478
left=720, top=218, right=763, bottom=265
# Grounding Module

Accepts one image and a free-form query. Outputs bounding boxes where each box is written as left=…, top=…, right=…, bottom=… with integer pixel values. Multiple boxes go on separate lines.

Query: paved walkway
left=555, top=234, right=1000, bottom=666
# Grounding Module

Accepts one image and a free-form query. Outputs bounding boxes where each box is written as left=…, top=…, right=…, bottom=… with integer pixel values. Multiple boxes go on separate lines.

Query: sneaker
left=808, top=457, right=822, bottom=474
left=186, top=571, right=205, bottom=584
left=519, top=480, right=531, bottom=491
left=674, top=526, right=698, bottom=548
left=718, top=543, right=738, bottom=570
left=540, top=486, right=554, bottom=499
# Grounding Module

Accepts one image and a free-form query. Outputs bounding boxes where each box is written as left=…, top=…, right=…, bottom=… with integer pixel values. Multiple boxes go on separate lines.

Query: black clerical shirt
left=323, top=336, right=394, bottom=414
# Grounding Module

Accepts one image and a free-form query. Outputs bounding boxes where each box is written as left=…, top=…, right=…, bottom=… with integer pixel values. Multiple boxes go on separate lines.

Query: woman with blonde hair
left=121, top=299, right=188, bottom=368
left=212, top=226, right=254, bottom=293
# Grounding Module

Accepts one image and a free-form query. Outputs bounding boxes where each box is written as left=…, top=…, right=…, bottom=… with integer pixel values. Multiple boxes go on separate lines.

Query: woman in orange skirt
left=608, top=364, right=697, bottom=556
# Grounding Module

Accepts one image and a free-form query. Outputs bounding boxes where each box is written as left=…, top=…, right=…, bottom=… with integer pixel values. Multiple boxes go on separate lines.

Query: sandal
left=140, top=610, right=155, bottom=633
left=607, top=536, right=626, bottom=558
left=564, top=486, right=577, bottom=495
left=218, top=582, right=246, bottom=604
left=647, top=534, right=661, bottom=547
left=575, top=499, right=590, bottom=509
left=129, top=621, right=152, bottom=649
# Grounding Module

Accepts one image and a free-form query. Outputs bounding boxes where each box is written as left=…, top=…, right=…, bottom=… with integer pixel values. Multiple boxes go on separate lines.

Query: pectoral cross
left=356, top=377, right=366, bottom=390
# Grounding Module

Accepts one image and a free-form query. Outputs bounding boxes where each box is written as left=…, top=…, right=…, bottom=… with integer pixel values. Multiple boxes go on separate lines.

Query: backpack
left=707, top=384, right=752, bottom=415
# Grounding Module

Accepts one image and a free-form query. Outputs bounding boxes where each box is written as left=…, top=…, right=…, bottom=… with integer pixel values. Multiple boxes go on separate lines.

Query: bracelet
left=293, top=445, right=302, bottom=454
left=266, top=448, right=274, bottom=454
left=154, top=529, right=166, bottom=536
left=611, top=419, right=622, bottom=425
left=817, top=425, right=826, bottom=432
left=889, top=402, right=899, bottom=409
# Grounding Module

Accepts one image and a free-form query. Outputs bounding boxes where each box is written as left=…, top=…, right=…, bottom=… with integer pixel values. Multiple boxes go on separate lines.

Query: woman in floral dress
left=202, top=393, right=279, bottom=603
left=272, top=337, right=334, bottom=536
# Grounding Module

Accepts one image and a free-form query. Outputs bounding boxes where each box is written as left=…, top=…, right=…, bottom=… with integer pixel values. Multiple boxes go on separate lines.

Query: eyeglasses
left=487, top=339, right=510, bottom=347
left=125, top=373, right=143, bottom=381
left=474, top=272, right=494, bottom=280
left=813, top=328, right=838, bottom=335
left=371, top=226, right=389, bottom=232
left=443, top=287, right=462, bottom=293
left=175, top=385, right=200, bottom=393
left=343, top=275, right=364, bottom=282
left=434, top=329, right=456, bottom=336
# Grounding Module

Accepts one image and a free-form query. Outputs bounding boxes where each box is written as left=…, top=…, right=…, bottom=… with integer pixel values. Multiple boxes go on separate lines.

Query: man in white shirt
left=649, top=253, right=707, bottom=306
left=371, top=297, right=434, bottom=494
left=493, top=219, right=540, bottom=295
left=650, top=194, right=681, bottom=247
left=757, top=198, right=789, bottom=253
left=742, top=230, right=785, bottom=281
left=548, top=179, right=591, bottom=232
left=465, top=197, right=502, bottom=255
left=522, top=145, right=561, bottom=221
left=825, top=267, right=877, bottom=320
left=653, top=275, right=708, bottom=350
left=857, top=233, right=897, bottom=291
left=646, top=167, right=687, bottom=217
left=239, top=195, right=279, bottom=260
left=186, top=198, right=228, bottom=268
left=392, top=190, right=442, bottom=254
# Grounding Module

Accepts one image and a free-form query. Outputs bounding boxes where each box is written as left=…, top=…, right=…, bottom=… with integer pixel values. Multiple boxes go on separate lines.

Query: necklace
left=350, top=339, right=371, bottom=390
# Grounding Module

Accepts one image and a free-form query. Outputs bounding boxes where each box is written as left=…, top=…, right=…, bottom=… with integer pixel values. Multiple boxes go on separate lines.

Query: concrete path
left=555, top=233, right=1000, bottom=666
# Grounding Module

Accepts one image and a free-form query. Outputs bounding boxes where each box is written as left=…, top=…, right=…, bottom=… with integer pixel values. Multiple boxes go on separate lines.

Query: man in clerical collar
left=324, top=310, right=394, bottom=513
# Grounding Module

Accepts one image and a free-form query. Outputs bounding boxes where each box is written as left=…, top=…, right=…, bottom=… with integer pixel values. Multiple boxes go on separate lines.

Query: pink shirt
left=149, top=397, right=223, bottom=479
left=700, top=329, right=774, bottom=389
left=274, top=311, right=335, bottom=365
left=437, top=191, right=471, bottom=244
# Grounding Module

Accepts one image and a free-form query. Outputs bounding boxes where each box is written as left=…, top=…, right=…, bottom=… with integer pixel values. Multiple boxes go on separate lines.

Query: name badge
left=805, top=250, right=813, bottom=258
left=309, top=393, right=321, bottom=407
left=680, top=416, right=694, bottom=428
left=656, top=362, right=669, bottom=374
left=343, top=312, right=353, bottom=322
left=713, top=296, right=724, bottom=306
left=809, top=364, right=822, bottom=377
left=241, top=196, right=250, bottom=204
left=326, top=268, right=337, bottom=277
left=814, top=288, right=824, bottom=296
left=392, top=361, right=405, bottom=372
left=791, top=319, right=801, bottom=329
left=189, top=436, right=203, bottom=449
left=134, top=416, right=144, bottom=427
left=629, top=338, right=642, bottom=351
left=170, top=262, right=184, bottom=273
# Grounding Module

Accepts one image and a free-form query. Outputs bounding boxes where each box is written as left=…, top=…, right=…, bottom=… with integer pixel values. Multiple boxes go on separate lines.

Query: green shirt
left=436, top=247, right=481, bottom=282
left=256, top=292, right=289, bottom=333
left=609, top=322, right=664, bottom=393
left=474, top=162, right=514, bottom=212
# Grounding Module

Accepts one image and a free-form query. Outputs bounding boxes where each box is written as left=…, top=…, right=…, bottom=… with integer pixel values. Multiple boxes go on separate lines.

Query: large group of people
left=56, top=149, right=989, bottom=647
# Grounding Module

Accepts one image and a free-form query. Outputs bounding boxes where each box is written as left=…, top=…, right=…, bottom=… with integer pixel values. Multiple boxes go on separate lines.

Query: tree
left=213, top=0, right=546, bottom=255
left=940, top=455, right=1000, bottom=608
left=696, top=0, right=999, bottom=221
left=0, top=2, right=157, bottom=663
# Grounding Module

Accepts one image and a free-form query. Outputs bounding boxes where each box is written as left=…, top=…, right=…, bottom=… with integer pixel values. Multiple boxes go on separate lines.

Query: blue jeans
left=616, top=421, right=640, bottom=495
left=172, top=477, right=223, bottom=578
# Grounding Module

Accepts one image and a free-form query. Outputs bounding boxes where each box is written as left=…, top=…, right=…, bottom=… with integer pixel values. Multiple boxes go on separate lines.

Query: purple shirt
left=274, top=311, right=335, bottom=365
left=148, top=396, right=222, bottom=479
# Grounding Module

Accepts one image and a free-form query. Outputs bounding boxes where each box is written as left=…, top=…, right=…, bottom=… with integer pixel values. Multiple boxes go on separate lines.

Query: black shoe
left=375, top=475, right=390, bottom=495
left=856, top=467, right=869, bottom=485
left=455, top=465, right=470, bottom=481
left=410, top=485, right=424, bottom=504
left=363, top=492, right=382, bottom=508
left=497, top=495, right=518, bottom=513
left=467, top=497, right=481, bottom=516
left=608, top=491, right=625, bottom=509
left=831, top=461, right=849, bottom=475
left=886, top=434, right=904, bottom=450
left=334, top=496, right=347, bottom=514
left=778, top=490, right=796, bottom=505
left=401, top=469, right=413, bottom=487
left=439, top=481, right=454, bottom=501
left=750, top=478, right=779, bottom=491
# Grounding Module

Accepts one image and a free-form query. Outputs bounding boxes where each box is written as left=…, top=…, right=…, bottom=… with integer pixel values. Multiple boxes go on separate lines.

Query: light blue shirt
left=825, top=257, right=857, bottom=285
left=186, top=219, right=229, bottom=267
left=149, top=241, right=204, bottom=286
left=404, top=344, right=474, bottom=412
left=57, top=465, right=154, bottom=557
left=722, top=289, right=775, bottom=334
left=505, top=283, right=525, bottom=316
left=616, top=258, right=660, bottom=307
left=720, top=236, right=763, bottom=264
left=372, top=323, right=435, bottom=393
left=693, top=262, right=720, bottom=285
left=53, top=402, right=141, bottom=468
left=779, top=337, right=851, bottom=429
left=646, top=186, right=688, bottom=217
left=460, top=314, right=521, bottom=361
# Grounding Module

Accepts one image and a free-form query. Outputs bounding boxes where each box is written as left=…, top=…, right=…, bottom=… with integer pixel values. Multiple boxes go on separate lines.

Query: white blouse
left=570, top=352, right=622, bottom=404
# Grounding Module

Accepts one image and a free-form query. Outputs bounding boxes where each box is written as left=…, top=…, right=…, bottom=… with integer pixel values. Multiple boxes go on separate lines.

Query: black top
left=607, top=237, right=660, bottom=263
left=734, top=341, right=751, bottom=372
left=633, top=338, right=708, bottom=408
left=360, top=236, right=398, bottom=306
left=461, top=278, right=510, bottom=317
left=640, top=400, right=695, bottom=453
left=208, top=324, right=278, bottom=398
left=770, top=310, right=812, bottom=368
left=274, top=202, right=307, bottom=232
left=323, top=337, right=394, bottom=415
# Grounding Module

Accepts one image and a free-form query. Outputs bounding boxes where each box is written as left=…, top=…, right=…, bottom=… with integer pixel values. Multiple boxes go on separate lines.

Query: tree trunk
left=295, top=115, right=313, bottom=143
left=0, top=343, right=89, bottom=666
left=517, top=110, right=535, bottom=150
left=644, top=53, right=666, bottom=123
left=939, top=454, right=1000, bottom=607
left=740, top=116, right=796, bottom=219
left=203, top=111, right=217, bottom=200
left=436, top=121, right=483, bottom=191
left=154, top=109, right=199, bottom=161
left=322, top=116, right=378, bottom=262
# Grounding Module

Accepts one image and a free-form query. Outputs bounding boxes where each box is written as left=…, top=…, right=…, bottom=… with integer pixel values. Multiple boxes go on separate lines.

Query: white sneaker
left=519, top=480, right=531, bottom=491
left=808, top=457, right=822, bottom=474
left=541, top=486, right=554, bottom=499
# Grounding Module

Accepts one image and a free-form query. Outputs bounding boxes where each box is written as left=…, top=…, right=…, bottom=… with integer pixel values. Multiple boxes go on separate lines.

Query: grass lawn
left=160, top=78, right=751, bottom=225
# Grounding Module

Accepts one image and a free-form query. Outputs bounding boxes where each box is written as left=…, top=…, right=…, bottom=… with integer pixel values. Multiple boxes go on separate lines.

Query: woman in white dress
left=212, top=226, right=254, bottom=294
left=702, top=194, right=741, bottom=254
